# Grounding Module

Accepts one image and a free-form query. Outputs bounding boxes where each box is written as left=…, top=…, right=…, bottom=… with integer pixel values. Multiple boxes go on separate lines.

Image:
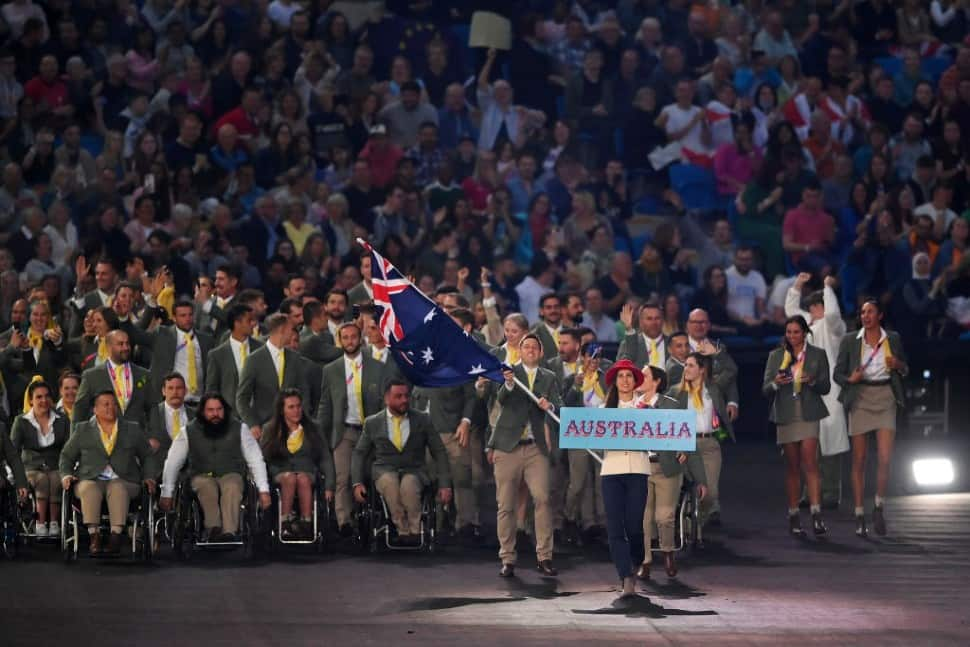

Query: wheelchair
left=1, top=478, right=28, bottom=558
left=262, top=474, right=332, bottom=554
left=354, top=472, right=438, bottom=553
left=646, top=476, right=700, bottom=557
left=171, top=476, right=262, bottom=560
left=60, top=480, right=155, bottom=563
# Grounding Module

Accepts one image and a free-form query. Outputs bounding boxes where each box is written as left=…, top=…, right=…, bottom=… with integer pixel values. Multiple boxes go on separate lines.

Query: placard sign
left=558, top=407, right=697, bottom=452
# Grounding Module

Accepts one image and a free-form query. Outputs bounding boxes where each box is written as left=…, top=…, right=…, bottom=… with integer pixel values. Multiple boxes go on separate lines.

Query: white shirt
left=661, top=103, right=707, bottom=154
left=600, top=397, right=652, bottom=476
left=385, top=410, right=411, bottom=448
left=97, top=420, right=119, bottom=481
left=514, top=275, right=548, bottom=325
left=344, top=354, right=364, bottom=425
left=43, top=222, right=78, bottom=267
left=164, top=403, right=189, bottom=440
left=160, top=421, right=269, bottom=497
left=173, top=328, right=204, bottom=398
left=687, top=386, right=715, bottom=436
left=857, top=327, right=890, bottom=382
left=228, top=336, right=250, bottom=375
left=725, top=265, right=767, bottom=320
left=23, top=409, right=59, bottom=448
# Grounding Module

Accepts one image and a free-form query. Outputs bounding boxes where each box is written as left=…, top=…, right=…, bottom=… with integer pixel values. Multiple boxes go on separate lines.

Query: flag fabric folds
left=360, top=239, right=507, bottom=387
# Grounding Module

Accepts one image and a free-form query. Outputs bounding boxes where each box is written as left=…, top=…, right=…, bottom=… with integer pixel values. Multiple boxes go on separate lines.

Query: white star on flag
left=423, top=308, right=437, bottom=323
left=468, top=364, right=486, bottom=375
left=421, top=347, right=434, bottom=365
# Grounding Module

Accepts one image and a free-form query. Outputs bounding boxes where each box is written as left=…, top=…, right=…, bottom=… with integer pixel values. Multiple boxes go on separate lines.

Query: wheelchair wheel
left=1, top=490, right=18, bottom=559
left=242, top=483, right=261, bottom=560
left=61, top=497, right=79, bottom=564
left=136, top=489, right=155, bottom=563
left=353, top=503, right=371, bottom=554
left=173, top=491, right=196, bottom=561
left=679, top=484, right=699, bottom=557
left=424, top=493, right=438, bottom=553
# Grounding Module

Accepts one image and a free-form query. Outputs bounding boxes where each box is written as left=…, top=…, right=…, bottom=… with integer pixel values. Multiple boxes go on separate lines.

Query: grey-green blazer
left=351, top=409, right=451, bottom=488
left=666, top=381, right=734, bottom=442
left=0, top=422, right=28, bottom=488
left=762, top=345, right=831, bottom=424
left=10, top=413, right=70, bottom=471
left=617, top=332, right=668, bottom=369
left=416, top=382, right=477, bottom=435
left=299, top=331, right=342, bottom=365
left=143, top=326, right=214, bottom=403
left=315, top=354, right=387, bottom=449
left=146, top=402, right=196, bottom=464
left=649, top=393, right=708, bottom=486
left=204, top=337, right=263, bottom=410
left=486, top=364, right=562, bottom=455
left=59, top=418, right=157, bottom=483
left=833, top=330, right=908, bottom=411
left=665, top=357, right=686, bottom=388
left=236, top=345, right=312, bottom=428
left=73, top=362, right=153, bottom=430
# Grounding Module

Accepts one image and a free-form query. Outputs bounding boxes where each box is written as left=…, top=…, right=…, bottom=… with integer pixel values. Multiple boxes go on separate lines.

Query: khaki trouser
left=28, top=469, right=62, bottom=502
left=333, top=426, right=361, bottom=527
left=493, top=444, right=553, bottom=564
left=643, top=471, right=683, bottom=563
left=376, top=472, right=423, bottom=535
left=77, top=479, right=140, bottom=530
left=440, top=432, right=477, bottom=528
left=697, top=436, right=722, bottom=527
left=565, top=449, right=605, bottom=529
left=191, top=473, right=244, bottom=533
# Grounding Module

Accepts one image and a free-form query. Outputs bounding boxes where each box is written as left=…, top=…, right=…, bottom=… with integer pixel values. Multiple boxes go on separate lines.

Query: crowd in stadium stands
left=0, top=0, right=968, bottom=569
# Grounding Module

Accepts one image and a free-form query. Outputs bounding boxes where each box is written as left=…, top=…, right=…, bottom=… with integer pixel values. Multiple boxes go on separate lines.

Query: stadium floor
left=1, top=444, right=968, bottom=647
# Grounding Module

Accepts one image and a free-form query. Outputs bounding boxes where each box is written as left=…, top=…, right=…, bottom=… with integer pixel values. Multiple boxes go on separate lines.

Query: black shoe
left=872, top=506, right=887, bottom=536
left=797, top=498, right=810, bottom=510
left=296, top=520, right=314, bottom=539
left=219, top=531, right=240, bottom=543
left=636, top=562, right=651, bottom=580
left=789, top=514, right=805, bottom=536
left=563, top=520, right=580, bottom=545
left=855, top=515, right=868, bottom=538
left=281, top=520, right=295, bottom=539
left=812, top=514, right=828, bottom=537
left=537, top=560, right=558, bottom=577
left=499, top=563, right=515, bottom=578
left=339, top=523, right=354, bottom=538
left=106, top=532, right=122, bottom=555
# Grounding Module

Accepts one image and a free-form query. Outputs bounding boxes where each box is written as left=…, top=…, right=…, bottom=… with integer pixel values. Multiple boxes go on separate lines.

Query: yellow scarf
left=96, top=336, right=108, bottom=362
left=287, top=425, right=304, bottom=454
left=506, top=345, right=520, bottom=365
left=779, top=348, right=806, bottom=394
left=27, top=329, right=44, bottom=351
left=582, top=372, right=606, bottom=403
left=99, top=421, right=118, bottom=456
left=860, top=335, right=893, bottom=365
left=687, top=382, right=704, bottom=411
left=157, top=285, right=175, bottom=318
left=22, top=374, right=44, bottom=413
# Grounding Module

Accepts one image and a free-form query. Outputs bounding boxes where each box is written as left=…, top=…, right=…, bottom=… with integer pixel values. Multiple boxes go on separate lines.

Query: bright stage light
left=912, top=458, right=955, bottom=487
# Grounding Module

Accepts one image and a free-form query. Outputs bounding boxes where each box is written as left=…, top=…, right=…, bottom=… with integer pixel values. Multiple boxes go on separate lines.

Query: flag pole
left=512, top=377, right=603, bottom=465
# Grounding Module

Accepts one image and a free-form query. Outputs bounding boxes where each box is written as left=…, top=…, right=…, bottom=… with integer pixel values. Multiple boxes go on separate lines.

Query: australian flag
left=361, top=239, right=506, bottom=387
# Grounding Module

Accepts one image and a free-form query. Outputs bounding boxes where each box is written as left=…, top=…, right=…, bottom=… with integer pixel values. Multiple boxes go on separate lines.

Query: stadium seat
left=669, top=163, right=726, bottom=213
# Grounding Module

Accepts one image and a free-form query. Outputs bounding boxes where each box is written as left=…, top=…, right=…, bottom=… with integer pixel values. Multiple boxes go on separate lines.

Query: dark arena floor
left=2, top=444, right=969, bottom=647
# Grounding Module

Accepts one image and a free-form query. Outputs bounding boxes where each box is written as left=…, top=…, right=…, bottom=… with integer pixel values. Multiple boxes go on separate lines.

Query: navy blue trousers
left=601, top=473, right=648, bottom=580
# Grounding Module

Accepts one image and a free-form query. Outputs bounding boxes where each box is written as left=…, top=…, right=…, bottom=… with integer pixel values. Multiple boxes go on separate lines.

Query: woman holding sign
left=600, top=359, right=652, bottom=598
left=762, top=316, right=831, bottom=537
left=833, top=300, right=908, bottom=538
left=667, top=353, right=733, bottom=546
left=637, top=365, right=707, bottom=581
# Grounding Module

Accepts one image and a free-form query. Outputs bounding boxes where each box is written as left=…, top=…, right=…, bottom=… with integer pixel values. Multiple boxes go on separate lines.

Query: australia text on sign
left=558, top=407, right=697, bottom=452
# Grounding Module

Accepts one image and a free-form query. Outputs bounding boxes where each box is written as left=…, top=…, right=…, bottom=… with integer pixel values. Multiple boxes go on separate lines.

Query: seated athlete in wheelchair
left=57, top=390, right=158, bottom=558
left=146, top=373, right=196, bottom=545
left=10, top=380, right=70, bottom=541
left=260, top=388, right=335, bottom=543
left=160, top=392, right=270, bottom=549
left=1, top=417, right=29, bottom=557
left=352, top=378, right=452, bottom=549
left=636, top=366, right=708, bottom=580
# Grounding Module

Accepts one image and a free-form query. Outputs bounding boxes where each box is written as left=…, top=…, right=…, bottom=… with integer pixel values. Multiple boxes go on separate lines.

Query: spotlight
left=912, top=458, right=955, bottom=487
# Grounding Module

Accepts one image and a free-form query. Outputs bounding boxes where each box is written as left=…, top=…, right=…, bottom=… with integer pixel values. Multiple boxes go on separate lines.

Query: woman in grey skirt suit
left=763, top=316, right=831, bottom=537
left=833, top=300, right=908, bottom=539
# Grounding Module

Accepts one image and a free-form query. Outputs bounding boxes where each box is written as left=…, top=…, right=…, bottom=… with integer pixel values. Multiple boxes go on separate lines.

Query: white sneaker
left=34, top=523, right=49, bottom=538
left=48, top=521, right=60, bottom=537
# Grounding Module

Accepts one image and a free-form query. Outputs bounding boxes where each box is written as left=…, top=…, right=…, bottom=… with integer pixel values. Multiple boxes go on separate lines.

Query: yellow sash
left=287, top=425, right=305, bottom=454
